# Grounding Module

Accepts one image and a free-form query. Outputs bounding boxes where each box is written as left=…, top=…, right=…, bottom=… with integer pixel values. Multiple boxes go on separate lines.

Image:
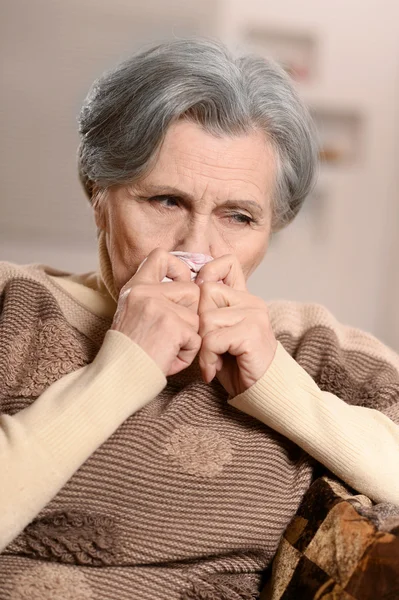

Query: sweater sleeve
left=227, top=341, right=399, bottom=505
left=0, top=329, right=167, bottom=551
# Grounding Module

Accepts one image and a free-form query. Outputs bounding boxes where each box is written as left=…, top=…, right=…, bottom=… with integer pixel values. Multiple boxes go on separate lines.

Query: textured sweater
left=0, top=254, right=398, bottom=600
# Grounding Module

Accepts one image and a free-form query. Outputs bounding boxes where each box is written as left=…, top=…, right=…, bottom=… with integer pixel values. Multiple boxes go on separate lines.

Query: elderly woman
left=0, top=38, right=398, bottom=599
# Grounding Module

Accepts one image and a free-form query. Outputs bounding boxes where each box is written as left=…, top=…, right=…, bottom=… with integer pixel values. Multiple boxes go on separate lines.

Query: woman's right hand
left=110, top=248, right=202, bottom=377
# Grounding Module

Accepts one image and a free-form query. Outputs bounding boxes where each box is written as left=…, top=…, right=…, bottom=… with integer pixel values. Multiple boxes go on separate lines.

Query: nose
left=174, top=216, right=216, bottom=257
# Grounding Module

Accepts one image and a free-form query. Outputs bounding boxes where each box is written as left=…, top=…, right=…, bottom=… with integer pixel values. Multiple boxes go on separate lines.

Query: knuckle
left=192, top=313, right=200, bottom=330
left=201, top=330, right=213, bottom=349
left=198, top=262, right=212, bottom=276
left=188, top=286, right=200, bottom=310
left=192, top=283, right=201, bottom=299
left=119, top=281, right=131, bottom=295
left=188, top=284, right=200, bottom=303
left=151, top=247, right=167, bottom=258
left=198, top=310, right=210, bottom=329
left=200, top=281, right=214, bottom=295
left=128, top=284, right=145, bottom=300
left=192, top=332, right=202, bottom=349
left=140, top=295, right=159, bottom=314
left=225, top=252, right=236, bottom=262
left=241, top=338, right=253, bottom=353
left=195, top=334, right=203, bottom=351
left=125, top=288, right=136, bottom=304
left=125, top=290, right=140, bottom=309
left=118, top=287, right=132, bottom=304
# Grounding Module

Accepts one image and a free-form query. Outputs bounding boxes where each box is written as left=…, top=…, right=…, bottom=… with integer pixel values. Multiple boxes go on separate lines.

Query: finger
left=199, top=321, right=248, bottom=380
left=199, top=306, right=246, bottom=338
left=156, top=282, right=200, bottom=313
left=169, top=331, right=202, bottom=376
left=132, top=248, right=193, bottom=285
left=196, top=254, right=247, bottom=291
left=163, top=299, right=200, bottom=331
left=198, top=282, right=256, bottom=313
left=128, top=281, right=200, bottom=312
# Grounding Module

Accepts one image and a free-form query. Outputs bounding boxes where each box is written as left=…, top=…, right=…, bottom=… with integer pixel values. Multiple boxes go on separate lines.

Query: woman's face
left=96, top=119, right=276, bottom=294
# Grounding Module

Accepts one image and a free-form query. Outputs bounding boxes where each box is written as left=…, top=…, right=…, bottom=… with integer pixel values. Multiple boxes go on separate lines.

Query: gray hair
left=78, top=37, right=319, bottom=232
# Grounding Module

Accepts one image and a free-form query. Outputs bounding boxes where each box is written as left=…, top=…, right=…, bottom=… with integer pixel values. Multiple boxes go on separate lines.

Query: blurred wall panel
left=221, top=0, right=399, bottom=349
left=0, top=0, right=219, bottom=264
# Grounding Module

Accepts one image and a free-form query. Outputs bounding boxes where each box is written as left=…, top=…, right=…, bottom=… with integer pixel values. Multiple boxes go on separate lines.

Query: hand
left=196, top=254, right=278, bottom=397
left=111, top=248, right=201, bottom=377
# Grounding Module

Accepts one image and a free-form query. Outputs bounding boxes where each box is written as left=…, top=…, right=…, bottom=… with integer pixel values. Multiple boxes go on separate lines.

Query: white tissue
left=136, top=251, right=217, bottom=282
left=162, top=251, right=214, bottom=282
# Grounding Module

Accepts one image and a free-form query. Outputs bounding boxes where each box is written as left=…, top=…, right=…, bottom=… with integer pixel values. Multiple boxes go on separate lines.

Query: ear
left=92, top=187, right=108, bottom=231
left=94, top=206, right=106, bottom=231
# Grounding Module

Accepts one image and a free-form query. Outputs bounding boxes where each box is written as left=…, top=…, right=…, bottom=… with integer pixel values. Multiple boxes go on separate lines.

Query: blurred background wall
left=1, top=0, right=398, bottom=350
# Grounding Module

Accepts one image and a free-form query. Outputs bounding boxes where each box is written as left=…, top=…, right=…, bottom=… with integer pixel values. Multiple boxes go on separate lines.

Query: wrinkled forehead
left=137, top=120, right=277, bottom=205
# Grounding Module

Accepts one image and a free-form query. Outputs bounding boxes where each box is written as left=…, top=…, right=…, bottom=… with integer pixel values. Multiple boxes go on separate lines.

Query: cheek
left=109, top=206, right=151, bottom=253
left=106, top=215, right=141, bottom=280
left=108, top=212, right=175, bottom=285
left=239, top=235, right=269, bottom=276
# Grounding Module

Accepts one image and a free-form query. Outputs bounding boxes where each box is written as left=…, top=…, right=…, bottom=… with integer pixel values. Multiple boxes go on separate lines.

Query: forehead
left=143, top=120, right=277, bottom=198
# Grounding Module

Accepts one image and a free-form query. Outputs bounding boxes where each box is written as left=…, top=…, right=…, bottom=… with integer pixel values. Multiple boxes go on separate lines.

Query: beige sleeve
left=228, top=341, right=399, bottom=505
left=0, top=330, right=167, bottom=551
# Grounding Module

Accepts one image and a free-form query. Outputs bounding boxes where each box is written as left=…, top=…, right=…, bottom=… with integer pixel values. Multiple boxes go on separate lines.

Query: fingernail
left=196, top=277, right=204, bottom=286
left=201, top=365, right=213, bottom=384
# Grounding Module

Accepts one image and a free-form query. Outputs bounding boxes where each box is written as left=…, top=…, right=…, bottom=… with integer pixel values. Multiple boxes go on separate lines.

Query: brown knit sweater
left=0, top=260, right=398, bottom=600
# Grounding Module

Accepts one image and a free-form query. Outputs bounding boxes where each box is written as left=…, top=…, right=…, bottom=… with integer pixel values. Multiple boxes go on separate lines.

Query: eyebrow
left=135, top=184, right=265, bottom=219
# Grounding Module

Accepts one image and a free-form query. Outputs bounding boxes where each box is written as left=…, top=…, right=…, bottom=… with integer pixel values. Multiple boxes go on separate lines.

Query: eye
left=147, top=196, right=255, bottom=225
left=149, top=195, right=179, bottom=208
left=228, top=213, right=255, bottom=225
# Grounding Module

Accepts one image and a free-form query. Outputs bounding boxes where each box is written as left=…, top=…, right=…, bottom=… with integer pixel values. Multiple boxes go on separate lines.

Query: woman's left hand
left=196, top=254, right=278, bottom=398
